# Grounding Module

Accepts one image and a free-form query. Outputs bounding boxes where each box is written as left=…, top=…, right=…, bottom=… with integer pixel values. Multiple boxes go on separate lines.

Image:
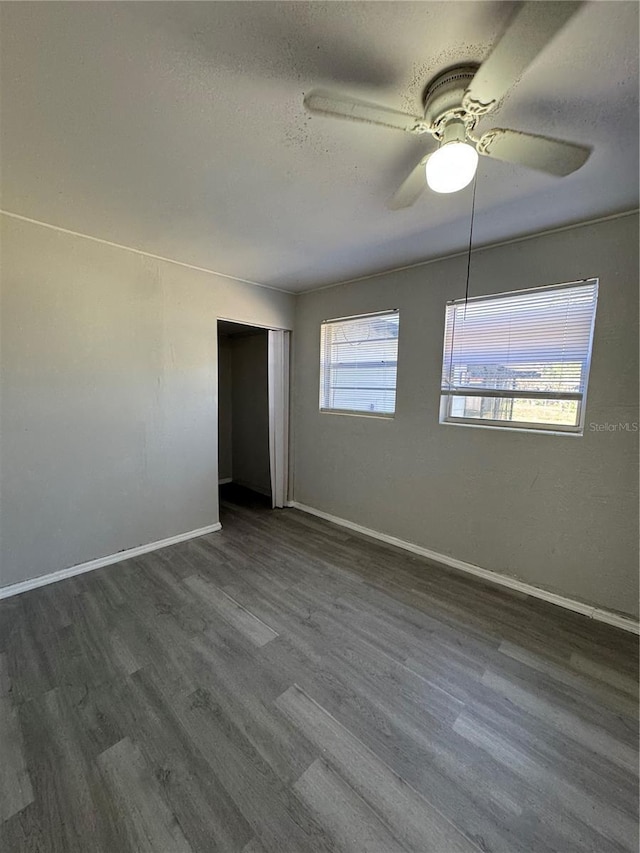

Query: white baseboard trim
left=218, top=478, right=233, bottom=485
left=287, top=501, right=639, bottom=635
left=0, top=522, right=222, bottom=600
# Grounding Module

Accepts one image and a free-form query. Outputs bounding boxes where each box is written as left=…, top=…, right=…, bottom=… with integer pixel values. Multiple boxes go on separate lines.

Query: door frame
left=216, top=318, right=292, bottom=506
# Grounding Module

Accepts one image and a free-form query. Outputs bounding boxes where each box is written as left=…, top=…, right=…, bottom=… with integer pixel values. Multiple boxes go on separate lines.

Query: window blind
left=320, top=310, right=399, bottom=416
left=441, top=280, right=598, bottom=431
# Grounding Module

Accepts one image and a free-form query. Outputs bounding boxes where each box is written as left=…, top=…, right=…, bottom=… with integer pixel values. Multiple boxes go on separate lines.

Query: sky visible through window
left=441, top=281, right=598, bottom=431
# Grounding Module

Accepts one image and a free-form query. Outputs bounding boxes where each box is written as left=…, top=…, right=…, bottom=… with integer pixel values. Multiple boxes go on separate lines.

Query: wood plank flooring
left=1, top=484, right=638, bottom=852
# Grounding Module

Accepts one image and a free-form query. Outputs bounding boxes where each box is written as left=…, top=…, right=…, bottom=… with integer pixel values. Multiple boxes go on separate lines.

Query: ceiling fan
left=303, top=1, right=591, bottom=209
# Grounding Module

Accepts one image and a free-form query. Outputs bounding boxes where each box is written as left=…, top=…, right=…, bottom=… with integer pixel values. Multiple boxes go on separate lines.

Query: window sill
left=320, top=409, right=395, bottom=420
left=439, top=418, right=583, bottom=437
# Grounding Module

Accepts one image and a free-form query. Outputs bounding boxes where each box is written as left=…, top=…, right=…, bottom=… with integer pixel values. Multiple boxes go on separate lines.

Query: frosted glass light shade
left=426, top=142, right=479, bottom=194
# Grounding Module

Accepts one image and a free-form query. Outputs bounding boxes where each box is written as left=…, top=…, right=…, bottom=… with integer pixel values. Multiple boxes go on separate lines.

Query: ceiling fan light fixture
left=426, top=140, right=478, bottom=194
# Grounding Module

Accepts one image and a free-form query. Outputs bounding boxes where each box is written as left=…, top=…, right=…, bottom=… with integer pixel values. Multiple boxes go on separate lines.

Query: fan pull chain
left=463, top=174, right=478, bottom=317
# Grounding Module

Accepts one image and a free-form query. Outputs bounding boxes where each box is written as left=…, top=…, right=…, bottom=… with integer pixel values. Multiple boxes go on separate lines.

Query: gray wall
left=217, top=337, right=234, bottom=481
left=292, top=214, right=639, bottom=618
left=231, top=332, right=271, bottom=496
left=0, top=215, right=294, bottom=589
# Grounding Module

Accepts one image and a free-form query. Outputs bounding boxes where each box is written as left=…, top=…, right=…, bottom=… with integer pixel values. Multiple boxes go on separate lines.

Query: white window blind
left=320, top=310, right=399, bottom=416
left=440, top=280, right=598, bottom=433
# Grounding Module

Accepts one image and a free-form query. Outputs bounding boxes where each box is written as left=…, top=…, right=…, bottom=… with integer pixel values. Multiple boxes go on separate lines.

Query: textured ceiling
left=1, top=1, right=638, bottom=292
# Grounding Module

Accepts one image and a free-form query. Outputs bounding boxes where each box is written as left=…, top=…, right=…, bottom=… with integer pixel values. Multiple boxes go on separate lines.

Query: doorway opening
left=217, top=320, right=290, bottom=513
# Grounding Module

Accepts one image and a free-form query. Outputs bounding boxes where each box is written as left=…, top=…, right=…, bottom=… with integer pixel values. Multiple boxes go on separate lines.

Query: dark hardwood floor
left=1, top=485, right=638, bottom=852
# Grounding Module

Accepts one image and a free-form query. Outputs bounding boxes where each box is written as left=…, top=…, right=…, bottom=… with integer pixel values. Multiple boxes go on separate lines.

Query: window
left=320, top=310, right=399, bottom=416
left=440, top=280, right=598, bottom=434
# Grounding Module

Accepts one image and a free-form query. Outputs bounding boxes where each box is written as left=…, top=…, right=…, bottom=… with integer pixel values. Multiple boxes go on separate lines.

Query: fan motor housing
left=422, top=64, right=479, bottom=137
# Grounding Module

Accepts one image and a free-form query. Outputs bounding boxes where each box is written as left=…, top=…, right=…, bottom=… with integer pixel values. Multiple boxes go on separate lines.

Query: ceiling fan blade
left=478, top=128, right=590, bottom=176
left=304, top=90, right=428, bottom=135
left=463, top=1, right=581, bottom=115
left=388, top=153, right=432, bottom=209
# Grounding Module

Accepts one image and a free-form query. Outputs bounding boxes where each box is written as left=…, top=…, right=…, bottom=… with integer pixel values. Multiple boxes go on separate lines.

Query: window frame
left=319, top=309, right=399, bottom=419
left=439, top=279, right=599, bottom=436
